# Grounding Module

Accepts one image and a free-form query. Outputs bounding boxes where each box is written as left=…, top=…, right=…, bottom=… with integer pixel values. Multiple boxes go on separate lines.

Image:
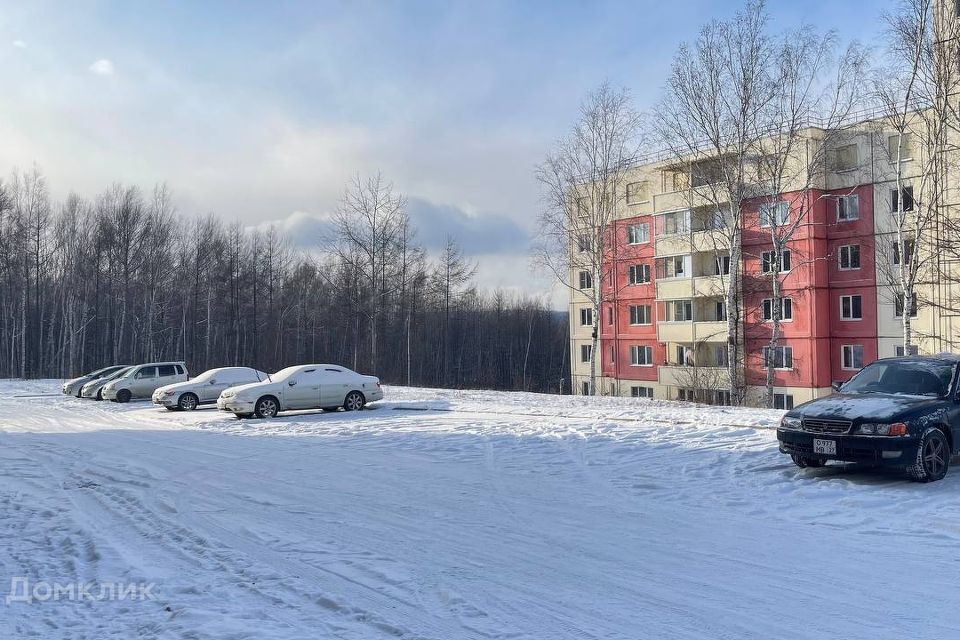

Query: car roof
left=873, top=353, right=960, bottom=365
left=133, top=361, right=187, bottom=367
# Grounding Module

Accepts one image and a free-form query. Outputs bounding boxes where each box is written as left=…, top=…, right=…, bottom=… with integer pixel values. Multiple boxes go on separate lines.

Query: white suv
left=102, top=362, right=188, bottom=403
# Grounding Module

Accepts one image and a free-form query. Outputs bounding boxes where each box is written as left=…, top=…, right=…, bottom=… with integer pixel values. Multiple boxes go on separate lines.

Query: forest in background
left=0, top=168, right=569, bottom=393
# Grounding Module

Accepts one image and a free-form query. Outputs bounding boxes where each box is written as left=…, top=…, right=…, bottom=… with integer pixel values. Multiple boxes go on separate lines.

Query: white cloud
left=88, top=59, right=114, bottom=75
left=12, top=40, right=27, bottom=48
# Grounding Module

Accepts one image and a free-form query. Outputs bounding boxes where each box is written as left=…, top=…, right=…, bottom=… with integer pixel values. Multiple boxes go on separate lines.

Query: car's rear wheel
left=178, top=393, right=199, bottom=411
left=322, top=407, right=339, bottom=412
left=116, top=389, right=131, bottom=403
left=910, top=428, right=950, bottom=482
left=791, top=454, right=826, bottom=469
left=343, top=391, right=365, bottom=411
left=75, top=388, right=83, bottom=398
left=95, top=389, right=103, bottom=401
left=254, top=396, right=279, bottom=418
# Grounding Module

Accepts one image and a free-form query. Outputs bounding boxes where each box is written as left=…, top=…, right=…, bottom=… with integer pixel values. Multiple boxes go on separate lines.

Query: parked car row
left=62, top=361, right=383, bottom=418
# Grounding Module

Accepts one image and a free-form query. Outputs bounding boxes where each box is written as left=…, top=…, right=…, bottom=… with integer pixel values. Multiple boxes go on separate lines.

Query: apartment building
left=568, top=114, right=960, bottom=406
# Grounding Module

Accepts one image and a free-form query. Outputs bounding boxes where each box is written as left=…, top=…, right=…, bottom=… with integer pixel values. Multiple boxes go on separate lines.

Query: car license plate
left=813, top=438, right=836, bottom=455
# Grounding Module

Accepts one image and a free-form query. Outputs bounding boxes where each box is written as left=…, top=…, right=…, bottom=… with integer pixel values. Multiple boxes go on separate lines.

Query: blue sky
left=0, top=0, right=891, bottom=300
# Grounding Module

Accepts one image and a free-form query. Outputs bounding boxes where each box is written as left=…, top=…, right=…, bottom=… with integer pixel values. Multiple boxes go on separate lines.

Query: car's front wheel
left=343, top=391, right=365, bottom=411
left=178, top=393, right=199, bottom=411
left=910, top=428, right=950, bottom=483
left=116, top=389, right=131, bottom=403
left=254, top=396, right=279, bottom=418
left=791, top=454, right=826, bottom=469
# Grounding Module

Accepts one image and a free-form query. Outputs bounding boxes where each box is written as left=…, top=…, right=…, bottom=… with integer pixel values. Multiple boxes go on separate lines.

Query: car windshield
left=269, top=366, right=303, bottom=382
left=103, top=367, right=133, bottom=381
left=842, top=360, right=956, bottom=397
left=192, top=369, right=224, bottom=383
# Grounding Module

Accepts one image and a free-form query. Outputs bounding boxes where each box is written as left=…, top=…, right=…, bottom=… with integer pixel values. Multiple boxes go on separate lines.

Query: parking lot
left=1, top=380, right=959, bottom=639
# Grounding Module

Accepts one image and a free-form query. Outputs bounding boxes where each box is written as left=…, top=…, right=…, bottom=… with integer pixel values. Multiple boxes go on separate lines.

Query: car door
left=284, top=369, right=322, bottom=410
left=132, top=366, right=157, bottom=397
left=153, top=364, right=180, bottom=397
left=201, top=369, right=233, bottom=402
left=320, top=368, right=350, bottom=407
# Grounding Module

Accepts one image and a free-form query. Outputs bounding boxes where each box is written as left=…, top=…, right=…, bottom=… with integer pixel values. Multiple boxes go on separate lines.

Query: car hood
left=792, top=393, right=945, bottom=422
left=155, top=380, right=194, bottom=394
left=225, top=380, right=278, bottom=396
left=65, top=375, right=89, bottom=387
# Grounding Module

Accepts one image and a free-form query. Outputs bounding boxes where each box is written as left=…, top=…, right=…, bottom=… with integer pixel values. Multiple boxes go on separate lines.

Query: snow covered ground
left=1, top=379, right=959, bottom=639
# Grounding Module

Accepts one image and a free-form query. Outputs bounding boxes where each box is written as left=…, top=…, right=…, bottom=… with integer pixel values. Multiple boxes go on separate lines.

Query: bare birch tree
left=534, top=82, right=643, bottom=395
left=872, top=0, right=960, bottom=352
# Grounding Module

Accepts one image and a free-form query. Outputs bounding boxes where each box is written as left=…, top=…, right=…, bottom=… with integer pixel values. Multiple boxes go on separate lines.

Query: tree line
left=0, top=168, right=569, bottom=392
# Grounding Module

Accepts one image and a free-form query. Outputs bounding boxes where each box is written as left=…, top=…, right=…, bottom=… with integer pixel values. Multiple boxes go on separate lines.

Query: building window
left=629, top=263, right=651, bottom=284
left=715, top=255, right=731, bottom=275
left=580, top=344, right=592, bottom=363
left=838, top=245, right=860, bottom=270
left=659, top=210, right=690, bottom=235
left=835, top=144, right=859, bottom=171
left=627, top=222, right=650, bottom=244
left=626, top=182, right=650, bottom=205
left=579, top=308, right=594, bottom=326
left=715, top=345, right=729, bottom=367
left=714, top=390, right=732, bottom=406
left=892, top=238, right=914, bottom=265
left=715, top=301, right=727, bottom=321
left=607, top=306, right=614, bottom=326
left=761, top=249, right=791, bottom=273
left=631, top=386, right=654, bottom=398
left=840, top=295, right=862, bottom=320
left=577, top=234, right=590, bottom=253
left=888, top=133, right=914, bottom=161
left=842, top=344, right=864, bottom=370
left=629, top=304, right=652, bottom=325
left=666, top=300, right=693, bottom=322
left=657, top=255, right=688, bottom=279
left=896, top=345, right=919, bottom=356
left=759, top=201, right=789, bottom=227
left=578, top=271, right=593, bottom=289
left=773, top=393, right=795, bottom=410
left=610, top=345, right=615, bottom=362
left=894, top=293, right=918, bottom=318
left=630, top=345, right=654, bottom=366
left=763, top=346, right=793, bottom=369
left=576, top=197, right=590, bottom=219
left=581, top=381, right=590, bottom=395
left=891, top=185, right=915, bottom=212
left=762, top=298, right=793, bottom=321
left=837, top=194, right=860, bottom=221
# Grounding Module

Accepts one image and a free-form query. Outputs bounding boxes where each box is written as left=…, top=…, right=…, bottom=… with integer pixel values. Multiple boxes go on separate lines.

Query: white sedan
left=216, top=364, right=383, bottom=418
left=153, top=366, right=269, bottom=411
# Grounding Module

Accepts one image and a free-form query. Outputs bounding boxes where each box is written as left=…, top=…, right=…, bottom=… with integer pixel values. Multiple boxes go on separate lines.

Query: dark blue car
left=777, top=355, right=960, bottom=482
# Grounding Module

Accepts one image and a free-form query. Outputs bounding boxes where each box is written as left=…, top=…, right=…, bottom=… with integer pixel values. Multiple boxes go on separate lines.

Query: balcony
left=693, top=275, right=726, bottom=297
left=652, top=189, right=723, bottom=213
left=656, top=320, right=728, bottom=343
left=658, top=365, right=731, bottom=389
left=656, top=277, right=694, bottom=300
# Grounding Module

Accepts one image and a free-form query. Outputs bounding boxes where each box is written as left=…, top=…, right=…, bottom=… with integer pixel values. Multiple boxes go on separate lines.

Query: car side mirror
left=831, top=381, right=843, bottom=392
left=209, top=379, right=217, bottom=385
left=288, top=379, right=297, bottom=387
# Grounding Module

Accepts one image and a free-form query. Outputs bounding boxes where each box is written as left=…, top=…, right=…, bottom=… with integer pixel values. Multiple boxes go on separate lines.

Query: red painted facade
left=600, top=184, right=879, bottom=394
left=600, top=216, right=663, bottom=383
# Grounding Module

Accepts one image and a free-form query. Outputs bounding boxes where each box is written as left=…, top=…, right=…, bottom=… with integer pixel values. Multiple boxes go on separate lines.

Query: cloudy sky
left=0, top=0, right=889, bottom=306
